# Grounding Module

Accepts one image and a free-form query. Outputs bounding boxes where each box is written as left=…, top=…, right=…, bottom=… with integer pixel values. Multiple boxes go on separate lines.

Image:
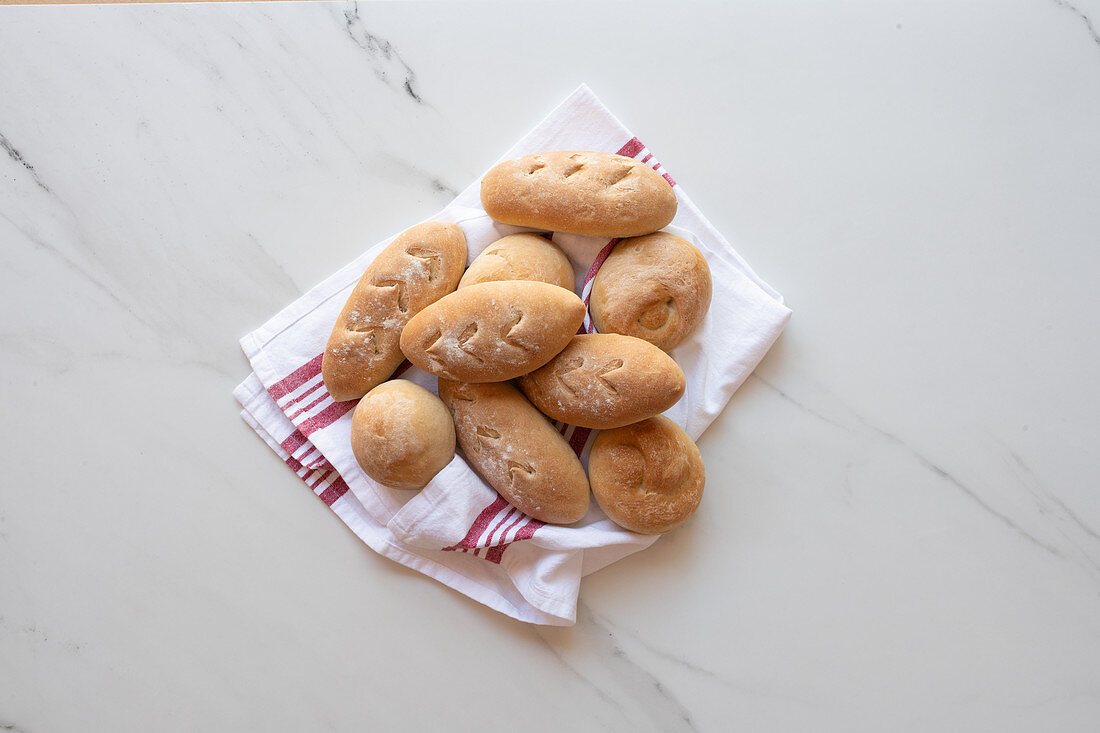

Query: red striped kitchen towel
left=233, top=84, right=791, bottom=625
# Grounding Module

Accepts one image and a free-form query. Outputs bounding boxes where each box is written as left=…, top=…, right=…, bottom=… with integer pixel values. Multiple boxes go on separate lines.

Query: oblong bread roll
left=400, top=281, right=586, bottom=383
left=480, top=151, right=676, bottom=239
left=589, top=231, right=712, bottom=351
left=458, top=233, right=575, bottom=291
left=322, top=222, right=467, bottom=401
left=588, top=415, right=705, bottom=534
left=517, top=334, right=685, bottom=429
left=438, top=379, right=590, bottom=524
left=350, top=380, right=455, bottom=491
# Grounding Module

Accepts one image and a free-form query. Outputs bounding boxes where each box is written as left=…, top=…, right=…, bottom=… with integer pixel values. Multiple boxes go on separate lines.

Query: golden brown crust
left=458, top=233, right=575, bottom=291
left=438, top=379, right=590, bottom=524
left=322, top=222, right=467, bottom=401
left=480, top=151, right=677, bottom=239
left=589, top=232, right=712, bottom=351
left=350, top=380, right=456, bottom=491
left=517, top=334, right=685, bottom=429
left=399, top=281, right=586, bottom=383
left=588, top=416, right=705, bottom=534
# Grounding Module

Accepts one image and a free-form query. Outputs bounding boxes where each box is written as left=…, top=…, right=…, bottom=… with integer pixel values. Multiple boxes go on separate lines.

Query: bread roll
left=480, top=151, right=677, bottom=239
left=458, top=233, right=575, bottom=291
left=350, top=380, right=455, bottom=490
left=517, top=334, right=685, bottom=429
left=589, top=231, right=712, bottom=351
left=400, top=281, right=586, bottom=383
left=438, top=379, right=590, bottom=524
left=588, top=416, right=705, bottom=534
left=322, top=222, right=467, bottom=401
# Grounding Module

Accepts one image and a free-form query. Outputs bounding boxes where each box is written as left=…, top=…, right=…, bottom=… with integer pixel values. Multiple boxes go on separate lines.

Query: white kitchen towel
left=234, top=84, right=791, bottom=625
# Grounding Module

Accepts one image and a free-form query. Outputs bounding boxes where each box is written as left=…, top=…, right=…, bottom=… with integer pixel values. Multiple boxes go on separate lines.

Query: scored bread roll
left=322, top=222, right=467, bottom=401
left=517, top=334, right=685, bottom=429
left=400, top=281, right=586, bottom=383
left=350, top=380, right=455, bottom=491
left=481, top=151, right=677, bottom=239
left=458, top=233, right=575, bottom=291
left=438, top=379, right=590, bottom=524
left=589, top=231, right=712, bottom=352
left=588, top=415, right=705, bottom=534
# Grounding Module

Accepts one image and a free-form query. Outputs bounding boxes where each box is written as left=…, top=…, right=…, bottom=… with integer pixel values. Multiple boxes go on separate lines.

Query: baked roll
left=400, top=281, right=586, bottom=383
left=458, top=233, right=575, bottom=291
left=438, top=379, right=590, bottom=524
left=322, top=222, right=467, bottom=401
left=589, top=231, right=712, bottom=351
left=481, top=151, right=676, bottom=239
left=588, top=416, right=705, bottom=534
left=517, top=334, right=685, bottom=429
left=351, top=380, right=455, bottom=491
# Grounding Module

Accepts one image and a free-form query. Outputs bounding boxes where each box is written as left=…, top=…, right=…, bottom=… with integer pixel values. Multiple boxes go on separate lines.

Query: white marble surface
left=2, top=1, right=1099, bottom=730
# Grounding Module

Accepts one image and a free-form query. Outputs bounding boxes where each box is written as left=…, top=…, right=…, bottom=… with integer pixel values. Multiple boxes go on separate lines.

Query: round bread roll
left=517, top=334, right=685, bottom=429
left=350, top=380, right=456, bottom=491
left=588, top=415, right=705, bottom=534
left=459, top=233, right=575, bottom=291
left=589, top=232, right=712, bottom=351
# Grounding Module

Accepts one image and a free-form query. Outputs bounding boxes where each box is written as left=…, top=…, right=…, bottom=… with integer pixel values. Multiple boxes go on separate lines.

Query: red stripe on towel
left=442, top=496, right=510, bottom=552
left=267, top=353, right=324, bottom=401
left=568, top=427, right=591, bottom=457
left=280, top=429, right=307, bottom=455
left=298, top=400, right=356, bottom=437
left=512, top=517, right=545, bottom=543
left=485, top=508, right=517, bottom=548
left=318, top=476, right=350, bottom=506
left=581, top=238, right=619, bottom=291
left=617, top=137, right=645, bottom=158
left=287, top=388, right=332, bottom=421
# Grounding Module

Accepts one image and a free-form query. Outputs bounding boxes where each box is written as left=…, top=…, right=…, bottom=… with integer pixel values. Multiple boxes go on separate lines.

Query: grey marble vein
left=241, top=233, right=302, bottom=301
left=366, top=151, right=461, bottom=201
left=590, top=607, right=827, bottom=710
left=998, top=449, right=1100, bottom=577
left=3, top=206, right=259, bottom=385
left=753, top=374, right=853, bottom=433
left=1, top=132, right=51, bottom=194
left=535, top=603, right=698, bottom=732
left=430, top=176, right=459, bottom=198
left=533, top=633, right=633, bottom=715
left=0, top=133, right=137, bottom=287
left=341, top=2, right=424, bottom=104
left=870, top=423, right=1068, bottom=559
left=842, top=460, right=855, bottom=504
left=1052, top=0, right=1100, bottom=47
left=753, top=375, right=1068, bottom=560
left=0, top=333, right=75, bottom=378
left=0, top=210, right=159, bottom=334
left=1007, top=450, right=1100, bottom=542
